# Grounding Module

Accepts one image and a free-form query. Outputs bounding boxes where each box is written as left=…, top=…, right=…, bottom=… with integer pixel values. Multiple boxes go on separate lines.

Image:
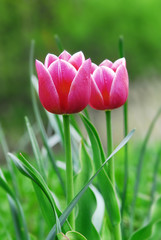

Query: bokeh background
left=1, top=0, right=161, bottom=149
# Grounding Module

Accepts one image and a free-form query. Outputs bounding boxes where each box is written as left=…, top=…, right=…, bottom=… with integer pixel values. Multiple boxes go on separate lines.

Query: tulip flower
left=35, top=50, right=91, bottom=114
left=89, top=58, right=129, bottom=110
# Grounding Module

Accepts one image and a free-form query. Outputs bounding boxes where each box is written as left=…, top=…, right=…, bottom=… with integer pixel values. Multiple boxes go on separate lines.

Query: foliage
left=1, top=0, right=161, bottom=142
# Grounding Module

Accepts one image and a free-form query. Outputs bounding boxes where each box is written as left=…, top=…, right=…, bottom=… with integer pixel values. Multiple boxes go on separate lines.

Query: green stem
left=105, top=110, right=114, bottom=185
left=113, top=224, right=122, bottom=240
left=63, top=114, right=75, bottom=229
left=119, top=35, right=129, bottom=220
left=121, top=100, right=128, bottom=217
left=106, top=110, right=122, bottom=240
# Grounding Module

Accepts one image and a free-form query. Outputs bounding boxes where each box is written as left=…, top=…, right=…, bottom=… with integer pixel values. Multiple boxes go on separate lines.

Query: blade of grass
left=46, top=113, right=64, bottom=145
left=147, top=147, right=161, bottom=221
left=25, top=116, right=46, bottom=180
left=54, top=34, right=64, bottom=53
left=0, top=169, right=30, bottom=240
left=70, top=115, right=82, bottom=138
left=80, top=113, right=106, bottom=167
left=9, top=152, right=62, bottom=234
left=46, top=129, right=135, bottom=240
left=83, top=108, right=90, bottom=120
left=129, top=197, right=161, bottom=240
left=130, top=107, right=161, bottom=234
left=0, top=124, right=19, bottom=197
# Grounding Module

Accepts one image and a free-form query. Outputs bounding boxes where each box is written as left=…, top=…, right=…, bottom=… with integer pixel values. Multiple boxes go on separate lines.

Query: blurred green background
left=1, top=0, right=161, bottom=146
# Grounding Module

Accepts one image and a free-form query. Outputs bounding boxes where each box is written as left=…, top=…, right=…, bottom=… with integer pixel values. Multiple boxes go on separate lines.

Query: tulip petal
left=110, top=64, right=129, bottom=109
left=35, top=60, right=61, bottom=114
left=112, top=58, right=126, bottom=72
left=89, top=76, right=105, bottom=110
left=100, top=59, right=113, bottom=68
left=44, top=54, right=58, bottom=68
left=67, top=59, right=91, bottom=113
left=59, top=50, right=71, bottom=61
left=93, top=66, right=115, bottom=106
left=68, top=51, right=85, bottom=70
left=48, top=59, right=77, bottom=112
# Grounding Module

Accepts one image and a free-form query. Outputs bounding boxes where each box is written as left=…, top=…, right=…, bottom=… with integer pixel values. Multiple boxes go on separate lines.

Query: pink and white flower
left=36, top=50, right=91, bottom=114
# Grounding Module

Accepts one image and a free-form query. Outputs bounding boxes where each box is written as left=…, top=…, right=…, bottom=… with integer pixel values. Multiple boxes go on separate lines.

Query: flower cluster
left=36, top=50, right=129, bottom=114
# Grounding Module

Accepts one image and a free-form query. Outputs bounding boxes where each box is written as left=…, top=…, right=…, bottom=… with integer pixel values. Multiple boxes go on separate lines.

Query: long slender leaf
left=147, top=147, right=161, bottom=221
left=0, top=124, right=19, bottom=196
left=129, top=197, right=161, bottom=240
left=80, top=113, right=120, bottom=226
left=8, top=152, right=62, bottom=233
left=25, top=116, right=46, bottom=180
left=32, top=182, right=56, bottom=228
left=46, top=129, right=135, bottom=240
left=0, top=169, right=29, bottom=240
left=130, top=107, right=161, bottom=233
left=74, top=141, right=100, bottom=239
left=9, top=152, right=71, bottom=234
left=80, top=113, right=106, bottom=167
left=47, top=113, right=64, bottom=145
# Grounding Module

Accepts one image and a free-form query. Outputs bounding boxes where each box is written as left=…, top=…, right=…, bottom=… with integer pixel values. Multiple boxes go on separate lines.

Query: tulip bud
left=35, top=50, right=91, bottom=114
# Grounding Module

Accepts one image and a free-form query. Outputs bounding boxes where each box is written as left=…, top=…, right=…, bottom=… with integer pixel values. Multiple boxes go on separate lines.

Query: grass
left=0, top=138, right=160, bottom=238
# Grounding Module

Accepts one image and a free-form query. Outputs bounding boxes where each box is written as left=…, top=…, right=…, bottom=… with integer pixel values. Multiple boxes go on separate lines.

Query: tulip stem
left=105, top=110, right=115, bottom=185
left=63, top=114, right=75, bottom=229
left=105, top=110, right=122, bottom=240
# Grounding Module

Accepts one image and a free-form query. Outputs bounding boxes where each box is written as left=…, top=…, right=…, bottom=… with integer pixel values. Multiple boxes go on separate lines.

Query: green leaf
left=101, top=213, right=112, bottom=240
left=70, top=115, right=83, bottom=140
left=83, top=108, right=90, bottom=120
left=25, top=116, right=46, bottom=180
left=129, top=196, right=161, bottom=240
left=147, top=148, right=161, bottom=221
left=129, top=224, right=153, bottom=240
left=148, top=221, right=161, bottom=240
left=32, top=182, right=55, bottom=228
left=74, top=140, right=94, bottom=192
left=74, top=140, right=100, bottom=239
left=130, top=107, right=161, bottom=233
left=80, top=113, right=106, bottom=168
left=0, top=124, right=19, bottom=197
left=80, top=113, right=120, bottom=226
left=47, top=113, right=64, bottom=145
left=0, top=169, right=29, bottom=240
left=46, top=129, right=135, bottom=240
left=9, top=152, right=62, bottom=233
left=0, top=169, right=15, bottom=199
left=75, top=188, right=100, bottom=239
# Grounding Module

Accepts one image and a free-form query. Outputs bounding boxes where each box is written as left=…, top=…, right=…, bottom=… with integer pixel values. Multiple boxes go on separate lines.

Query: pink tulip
left=35, top=50, right=91, bottom=114
left=89, top=58, right=129, bottom=110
